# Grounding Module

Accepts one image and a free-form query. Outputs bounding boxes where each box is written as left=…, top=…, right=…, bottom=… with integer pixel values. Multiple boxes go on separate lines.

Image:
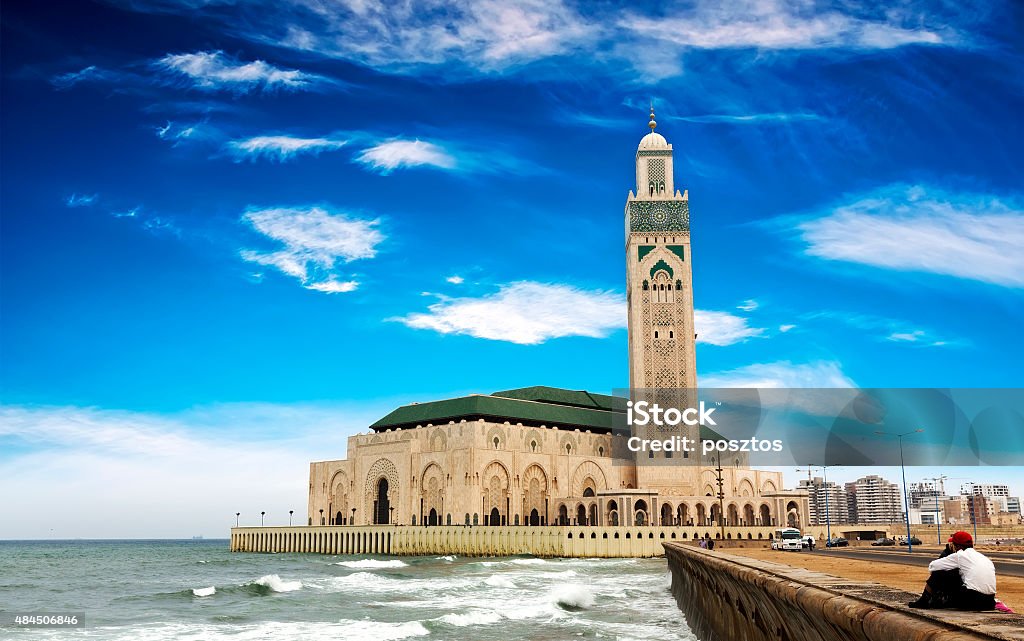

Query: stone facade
left=308, top=409, right=801, bottom=530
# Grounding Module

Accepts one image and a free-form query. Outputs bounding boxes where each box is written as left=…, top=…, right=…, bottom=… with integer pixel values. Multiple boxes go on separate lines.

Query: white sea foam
left=550, top=584, right=595, bottom=610
left=254, top=574, right=302, bottom=592
left=483, top=574, right=516, bottom=588
left=509, top=558, right=547, bottom=565
left=83, top=620, right=431, bottom=641
left=191, top=586, right=216, bottom=597
left=436, top=555, right=456, bottom=562
left=439, top=610, right=503, bottom=626
left=335, top=559, right=408, bottom=569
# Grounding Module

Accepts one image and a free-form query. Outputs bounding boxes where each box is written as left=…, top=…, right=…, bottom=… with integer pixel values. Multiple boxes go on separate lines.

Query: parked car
left=871, top=537, right=896, bottom=546
left=826, top=537, right=849, bottom=547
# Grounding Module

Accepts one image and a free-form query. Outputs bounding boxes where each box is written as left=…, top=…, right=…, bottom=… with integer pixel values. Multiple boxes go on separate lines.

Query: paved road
left=809, top=548, right=1024, bottom=578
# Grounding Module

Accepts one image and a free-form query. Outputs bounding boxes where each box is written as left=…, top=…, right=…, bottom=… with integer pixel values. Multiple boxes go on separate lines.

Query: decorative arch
left=364, top=458, right=399, bottom=524
left=571, top=460, right=607, bottom=497
left=761, top=479, right=778, bottom=493
left=428, top=429, right=448, bottom=453
left=486, top=425, right=506, bottom=450
left=420, top=463, right=444, bottom=525
left=482, top=461, right=511, bottom=525
left=738, top=479, right=755, bottom=497
left=522, top=464, right=548, bottom=525
left=329, top=470, right=350, bottom=524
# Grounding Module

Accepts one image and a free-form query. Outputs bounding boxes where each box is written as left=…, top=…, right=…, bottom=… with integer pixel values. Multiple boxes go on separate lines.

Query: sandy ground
left=726, top=548, right=1023, bottom=611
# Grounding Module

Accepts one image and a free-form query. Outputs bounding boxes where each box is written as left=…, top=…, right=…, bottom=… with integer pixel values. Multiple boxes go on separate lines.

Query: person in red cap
left=908, top=531, right=996, bottom=610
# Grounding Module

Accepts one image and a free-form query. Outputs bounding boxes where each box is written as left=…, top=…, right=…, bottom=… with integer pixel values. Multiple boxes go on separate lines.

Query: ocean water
left=0, top=540, right=698, bottom=640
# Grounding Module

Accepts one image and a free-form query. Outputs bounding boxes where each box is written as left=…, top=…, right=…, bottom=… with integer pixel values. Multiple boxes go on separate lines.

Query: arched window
left=530, top=440, right=537, bottom=452
left=598, top=446, right=604, bottom=457
left=566, top=444, right=572, bottom=455
left=493, top=436, right=500, bottom=449
left=675, top=279, right=682, bottom=290
left=642, top=280, right=649, bottom=291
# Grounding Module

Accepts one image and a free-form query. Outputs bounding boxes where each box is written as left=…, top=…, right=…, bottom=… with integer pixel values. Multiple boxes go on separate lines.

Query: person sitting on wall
left=908, top=531, right=996, bottom=610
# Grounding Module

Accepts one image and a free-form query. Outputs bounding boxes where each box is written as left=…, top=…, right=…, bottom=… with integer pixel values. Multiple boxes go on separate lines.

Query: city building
left=798, top=477, right=849, bottom=526
left=846, top=475, right=903, bottom=524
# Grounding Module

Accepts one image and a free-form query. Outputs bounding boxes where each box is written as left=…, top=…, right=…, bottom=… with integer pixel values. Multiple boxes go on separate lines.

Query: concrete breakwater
left=230, top=524, right=775, bottom=557
left=663, top=542, right=1024, bottom=641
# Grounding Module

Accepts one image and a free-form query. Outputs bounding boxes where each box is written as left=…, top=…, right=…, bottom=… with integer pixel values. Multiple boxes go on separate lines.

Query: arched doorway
left=583, top=487, right=595, bottom=497
left=710, top=503, right=722, bottom=525
left=727, top=503, right=739, bottom=526
left=760, top=504, right=771, bottom=526
left=677, top=503, right=689, bottom=526
left=696, top=504, right=707, bottom=525
left=743, top=504, right=755, bottom=526
left=374, top=478, right=390, bottom=524
left=558, top=504, right=568, bottom=525
left=428, top=508, right=438, bottom=526
left=787, top=501, right=800, bottom=528
left=336, top=510, right=343, bottom=525
left=489, top=507, right=501, bottom=526
left=661, top=503, right=673, bottom=526
left=576, top=504, right=587, bottom=525
left=606, top=499, right=619, bottom=526
left=634, top=499, right=648, bottom=526
left=529, top=508, right=540, bottom=526
left=589, top=503, right=598, bottom=526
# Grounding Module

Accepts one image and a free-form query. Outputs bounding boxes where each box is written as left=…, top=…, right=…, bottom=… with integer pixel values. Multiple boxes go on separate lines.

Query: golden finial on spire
left=648, top=103, right=657, bottom=131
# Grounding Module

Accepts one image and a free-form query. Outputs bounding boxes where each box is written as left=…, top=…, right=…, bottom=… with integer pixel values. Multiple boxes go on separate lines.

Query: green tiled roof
left=369, top=386, right=725, bottom=442
left=369, top=387, right=619, bottom=432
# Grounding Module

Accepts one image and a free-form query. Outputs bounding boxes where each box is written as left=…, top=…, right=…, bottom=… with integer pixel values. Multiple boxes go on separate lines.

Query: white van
left=771, top=528, right=803, bottom=551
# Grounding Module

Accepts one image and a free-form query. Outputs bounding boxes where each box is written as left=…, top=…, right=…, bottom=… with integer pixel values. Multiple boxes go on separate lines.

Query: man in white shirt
left=908, top=531, right=997, bottom=610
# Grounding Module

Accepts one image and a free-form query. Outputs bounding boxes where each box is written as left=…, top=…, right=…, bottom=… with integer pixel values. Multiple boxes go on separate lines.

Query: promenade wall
left=663, top=542, right=1024, bottom=641
left=230, top=524, right=775, bottom=557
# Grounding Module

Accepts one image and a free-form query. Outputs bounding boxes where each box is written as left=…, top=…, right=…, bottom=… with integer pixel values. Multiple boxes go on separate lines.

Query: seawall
left=663, top=542, right=1024, bottom=641
left=230, top=524, right=768, bottom=557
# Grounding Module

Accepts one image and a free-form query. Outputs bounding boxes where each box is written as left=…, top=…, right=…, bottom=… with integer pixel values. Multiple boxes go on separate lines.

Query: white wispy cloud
left=157, top=50, right=326, bottom=91
left=701, top=360, right=855, bottom=388
left=395, top=281, right=623, bottom=345
left=792, top=185, right=1024, bottom=288
left=779, top=324, right=796, bottom=333
left=51, top=65, right=122, bottom=89
left=800, top=309, right=954, bottom=348
left=355, top=139, right=457, bottom=174
left=737, top=299, right=759, bottom=312
left=65, top=193, right=98, bottom=207
left=396, top=282, right=762, bottom=346
left=227, top=135, right=348, bottom=162
left=241, top=206, right=383, bottom=293
left=446, top=275, right=465, bottom=284
left=620, top=2, right=946, bottom=51
left=670, top=112, right=825, bottom=124
left=118, top=0, right=960, bottom=81
left=694, top=310, right=764, bottom=346
left=0, top=402, right=380, bottom=538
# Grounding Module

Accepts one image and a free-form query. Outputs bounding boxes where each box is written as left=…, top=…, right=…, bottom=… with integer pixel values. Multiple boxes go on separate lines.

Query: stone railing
left=663, top=543, right=1024, bottom=641
left=230, top=524, right=772, bottom=557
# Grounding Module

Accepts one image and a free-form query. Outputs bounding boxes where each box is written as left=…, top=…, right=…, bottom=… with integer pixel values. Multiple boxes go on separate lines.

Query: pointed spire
left=649, top=103, right=657, bottom=131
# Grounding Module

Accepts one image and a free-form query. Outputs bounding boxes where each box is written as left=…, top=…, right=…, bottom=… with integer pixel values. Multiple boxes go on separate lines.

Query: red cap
left=949, top=531, right=973, bottom=546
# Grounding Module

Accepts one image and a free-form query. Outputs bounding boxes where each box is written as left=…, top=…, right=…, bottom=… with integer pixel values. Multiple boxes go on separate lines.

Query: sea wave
left=435, top=555, right=456, bottom=562
left=248, top=574, right=302, bottom=594
left=192, top=586, right=216, bottom=597
left=550, top=584, right=595, bottom=611
left=335, top=559, right=408, bottom=569
left=483, top=575, right=516, bottom=588
left=439, top=610, right=503, bottom=626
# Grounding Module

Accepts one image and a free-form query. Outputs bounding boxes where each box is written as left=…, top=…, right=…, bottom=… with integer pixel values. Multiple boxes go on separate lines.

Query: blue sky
left=1, top=0, right=1022, bottom=537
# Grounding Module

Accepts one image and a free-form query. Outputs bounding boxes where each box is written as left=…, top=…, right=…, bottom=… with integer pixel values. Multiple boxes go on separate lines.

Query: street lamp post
left=925, top=475, right=947, bottom=545
left=235, top=512, right=240, bottom=527
left=875, top=428, right=923, bottom=553
left=289, top=510, right=294, bottom=526
left=715, top=451, right=726, bottom=541
left=261, top=511, right=266, bottom=527
left=797, top=466, right=833, bottom=549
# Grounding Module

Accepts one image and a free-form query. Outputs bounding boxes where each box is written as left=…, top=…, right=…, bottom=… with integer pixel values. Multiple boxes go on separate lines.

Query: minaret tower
left=625, top=107, right=697, bottom=393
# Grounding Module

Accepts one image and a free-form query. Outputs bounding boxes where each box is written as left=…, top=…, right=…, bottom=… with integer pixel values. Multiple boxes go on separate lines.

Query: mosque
left=306, top=110, right=809, bottom=535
